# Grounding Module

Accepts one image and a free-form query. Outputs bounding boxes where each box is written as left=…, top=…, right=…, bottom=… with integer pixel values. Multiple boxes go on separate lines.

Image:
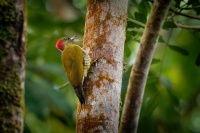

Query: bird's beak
left=69, top=35, right=77, bottom=41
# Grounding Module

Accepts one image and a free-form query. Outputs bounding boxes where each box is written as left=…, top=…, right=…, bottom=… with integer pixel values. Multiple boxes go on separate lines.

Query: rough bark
left=119, top=0, right=172, bottom=133
left=0, top=0, right=26, bottom=132
left=76, top=0, right=128, bottom=132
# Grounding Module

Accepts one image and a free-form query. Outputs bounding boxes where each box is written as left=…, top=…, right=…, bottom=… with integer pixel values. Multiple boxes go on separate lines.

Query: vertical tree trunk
left=119, top=0, right=172, bottom=133
left=0, top=0, right=26, bottom=132
left=76, top=0, right=128, bottom=132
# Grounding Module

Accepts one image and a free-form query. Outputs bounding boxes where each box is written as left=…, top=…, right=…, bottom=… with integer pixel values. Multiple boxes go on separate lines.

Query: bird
left=55, top=36, right=91, bottom=104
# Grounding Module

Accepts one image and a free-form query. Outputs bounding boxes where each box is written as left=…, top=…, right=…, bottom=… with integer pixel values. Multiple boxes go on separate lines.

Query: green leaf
left=160, top=76, right=173, bottom=89
left=167, top=88, right=180, bottom=108
left=134, top=12, right=147, bottom=24
left=25, top=71, right=74, bottom=121
left=147, top=76, right=159, bottom=85
left=73, top=0, right=87, bottom=9
left=189, top=0, right=200, bottom=14
left=138, top=1, right=151, bottom=16
left=161, top=76, right=180, bottom=107
left=124, top=44, right=132, bottom=57
left=168, top=45, right=189, bottom=56
left=195, top=52, right=200, bottom=66
left=143, top=92, right=160, bottom=119
left=174, top=0, right=181, bottom=7
left=193, top=6, right=200, bottom=15
left=158, top=36, right=165, bottom=43
left=163, top=22, right=177, bottom=29
left=151, top=58, right=161, bottom=65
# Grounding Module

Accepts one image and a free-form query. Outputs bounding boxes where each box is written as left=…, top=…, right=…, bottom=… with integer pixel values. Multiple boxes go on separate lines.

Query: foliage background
left=25, top=0, right=200, bottom=132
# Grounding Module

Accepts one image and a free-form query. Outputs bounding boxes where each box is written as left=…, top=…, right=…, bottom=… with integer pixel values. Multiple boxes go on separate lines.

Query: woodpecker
left=55, top=36, right=91, bottom=104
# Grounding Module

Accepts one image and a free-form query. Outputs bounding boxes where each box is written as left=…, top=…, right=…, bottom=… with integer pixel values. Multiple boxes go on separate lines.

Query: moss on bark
left=0, top=0, right=18, bottom=42
left=0, top=0, right=26, bottom=132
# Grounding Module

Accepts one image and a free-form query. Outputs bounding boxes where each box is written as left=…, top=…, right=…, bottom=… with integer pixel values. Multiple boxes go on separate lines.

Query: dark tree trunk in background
left=0, top=0, right=26, bottom=132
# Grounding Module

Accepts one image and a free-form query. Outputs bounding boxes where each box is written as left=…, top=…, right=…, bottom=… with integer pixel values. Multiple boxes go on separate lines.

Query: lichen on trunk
left=76, top=0, right=128, bottom=132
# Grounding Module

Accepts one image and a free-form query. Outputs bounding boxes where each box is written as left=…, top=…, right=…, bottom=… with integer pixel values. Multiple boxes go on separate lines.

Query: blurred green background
left=25, top=0, right=200, bottom=132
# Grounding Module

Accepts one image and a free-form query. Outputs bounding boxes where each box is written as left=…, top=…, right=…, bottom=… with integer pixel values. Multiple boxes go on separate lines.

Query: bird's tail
left=74, top=83, right=85, bottom=105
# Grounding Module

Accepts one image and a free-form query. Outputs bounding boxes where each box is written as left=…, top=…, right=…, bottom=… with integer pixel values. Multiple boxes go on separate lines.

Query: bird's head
left=56, top=35, right=76, bottom=51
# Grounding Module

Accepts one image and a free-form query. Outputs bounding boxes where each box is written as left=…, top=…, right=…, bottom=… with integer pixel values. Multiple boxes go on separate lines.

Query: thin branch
left=119, top=0, right=172, bottom=133
left=173, top=17, right=200, bottom=30
left=179, top=6, right=200, bottom=10
left=128, top=18, right=146, bottom=28
left=158, top=29, right=173, bottom=78
left=55, top=82, right=70, bottom=90
left=170, top=8, right=200, bottom=20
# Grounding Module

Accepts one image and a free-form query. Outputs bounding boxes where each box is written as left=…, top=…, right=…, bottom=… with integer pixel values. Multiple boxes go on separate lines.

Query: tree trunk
left=0, top=0, right=26, bottom=132
left=119, top=0, right=172, bottom=133
left=76, top=0, right=128, bottom=132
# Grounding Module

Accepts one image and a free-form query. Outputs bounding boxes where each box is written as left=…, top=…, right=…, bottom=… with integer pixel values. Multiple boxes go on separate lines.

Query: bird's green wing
left=62, top=44, right=84, bottom=87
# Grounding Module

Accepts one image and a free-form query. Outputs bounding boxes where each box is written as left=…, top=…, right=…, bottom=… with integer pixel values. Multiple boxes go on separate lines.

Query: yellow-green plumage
left=56, top=36, right=91, bottom=104
left=61, top=43, right=91, bottom=104
left=62, top=44, right=84, bottom=86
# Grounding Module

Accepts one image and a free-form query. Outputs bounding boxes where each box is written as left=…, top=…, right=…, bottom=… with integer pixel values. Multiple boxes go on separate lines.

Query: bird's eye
left=64, top=37, right=70, bottom=40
